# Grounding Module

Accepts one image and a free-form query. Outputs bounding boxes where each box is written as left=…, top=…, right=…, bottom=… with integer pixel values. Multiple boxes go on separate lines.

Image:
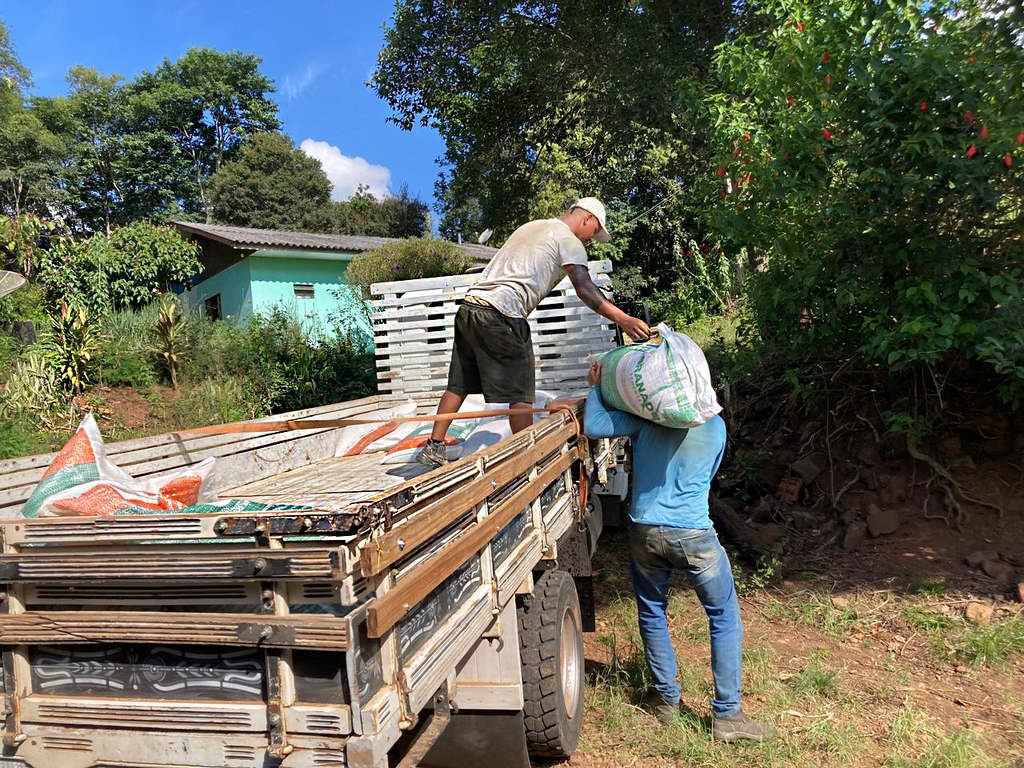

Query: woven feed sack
left=598, top=323, right=722, bottom=428
left=20, top=413, right=216, bottom=518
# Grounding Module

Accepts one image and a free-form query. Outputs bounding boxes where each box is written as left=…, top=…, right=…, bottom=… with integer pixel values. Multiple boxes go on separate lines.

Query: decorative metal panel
left=398, top=557, right=482, bottom=664
left=30, top=644, right=264, bottom=701
left=491, top=509, right=533, bottom=568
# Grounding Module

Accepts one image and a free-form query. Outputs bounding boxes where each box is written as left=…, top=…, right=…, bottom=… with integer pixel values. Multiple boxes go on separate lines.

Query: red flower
left=1018, top=133, right=1024, bottom=145
left=826, top=74, right=832, bottom=85
left=965, top=111, right=974, bottom=122
left=787, top=95, right=794, bottom=107
left=737, top=203, right=744, bottom=210
left=966, top=145, right=978, bottom=158
left=743, top=133, right=750, bottom=140
left=1006, top=154, right=1013, bottom=167
left=733, top=149, right=741, bottom=157
left=920, top=102, right=927, bottom=112
left=823, top=50, right=830, bottom=63
left=719, top=189, right=727, bottom=199
left=744, top=157, right=750, bottom=165
left=717, top=167, right=725, bottom=176
left=823, top=129, right=832, bottom=139
left=968, top=56, right=974, bottom=63
left=796, top=22, right=803, bottom=31
left=980, top=126, right=988, bottom=139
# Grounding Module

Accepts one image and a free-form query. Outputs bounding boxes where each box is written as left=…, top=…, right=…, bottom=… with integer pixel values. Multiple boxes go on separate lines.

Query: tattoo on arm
left=564, top=264, right=606, bottom=312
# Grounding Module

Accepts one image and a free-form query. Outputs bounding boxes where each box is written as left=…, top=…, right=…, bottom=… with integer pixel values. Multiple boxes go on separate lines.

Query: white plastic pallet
left=371, top=260, right=618, bottom=399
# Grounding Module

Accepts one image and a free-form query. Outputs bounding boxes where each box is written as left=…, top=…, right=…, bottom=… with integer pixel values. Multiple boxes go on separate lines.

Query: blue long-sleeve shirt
left=584, top=385, right=726, bottom=529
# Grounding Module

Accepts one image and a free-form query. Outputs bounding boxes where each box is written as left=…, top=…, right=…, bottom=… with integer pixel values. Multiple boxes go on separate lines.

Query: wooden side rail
left=366, top=449, right=577, bottom=638
left=358, top=422, right=574, bottom=576
left=0, top=611, right=349, bottom=650
left=0, top=548, right=341, bottom=583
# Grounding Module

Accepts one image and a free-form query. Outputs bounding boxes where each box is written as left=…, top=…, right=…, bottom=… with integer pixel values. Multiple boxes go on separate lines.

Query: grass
left=902, top=603, right=1024, bottom=669
left=789, top=652, right=840, bottom=698
left=883, top=726, right=1002, bottom=768
left=790, top=589, right=869, bottom=641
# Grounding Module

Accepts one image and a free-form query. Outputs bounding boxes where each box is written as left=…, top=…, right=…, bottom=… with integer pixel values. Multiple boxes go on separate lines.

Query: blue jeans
left=629, top=523, right=743, bottom=717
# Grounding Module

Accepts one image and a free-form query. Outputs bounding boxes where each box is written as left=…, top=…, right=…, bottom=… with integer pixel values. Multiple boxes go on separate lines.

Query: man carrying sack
left=417, top=197, right=651, bottom=468
left=582, top=358, right=777, bottom=742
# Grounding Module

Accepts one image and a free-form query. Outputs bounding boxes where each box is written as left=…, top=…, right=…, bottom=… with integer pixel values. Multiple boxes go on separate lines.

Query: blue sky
left=3, top=0, right=445, bottom=207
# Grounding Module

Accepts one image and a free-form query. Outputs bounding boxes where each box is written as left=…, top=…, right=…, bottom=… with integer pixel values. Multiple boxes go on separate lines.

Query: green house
left=174, top=222, right=494, bottom=347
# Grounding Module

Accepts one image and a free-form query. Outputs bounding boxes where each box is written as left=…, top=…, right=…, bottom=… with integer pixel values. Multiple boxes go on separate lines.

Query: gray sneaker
left=712, top=710, right=778, bottom=743
left=416, top=439, right=448, bottom=469
left=642, top=692, right=679, bottom=725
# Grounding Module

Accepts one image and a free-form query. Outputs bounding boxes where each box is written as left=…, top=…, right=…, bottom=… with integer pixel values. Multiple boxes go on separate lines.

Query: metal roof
left=172, top=221, right=496, bottom=261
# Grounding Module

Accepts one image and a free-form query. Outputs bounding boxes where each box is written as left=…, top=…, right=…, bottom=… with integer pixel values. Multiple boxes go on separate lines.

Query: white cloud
left=282, top=63, right=323, bottom=101
left=300, top=139, right=391, bottom=200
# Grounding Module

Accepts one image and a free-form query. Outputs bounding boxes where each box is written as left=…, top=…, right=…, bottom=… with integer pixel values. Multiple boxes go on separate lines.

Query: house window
left=204, top=294, right=222, bottom=321
left=294, top=283, right=315, bottom=300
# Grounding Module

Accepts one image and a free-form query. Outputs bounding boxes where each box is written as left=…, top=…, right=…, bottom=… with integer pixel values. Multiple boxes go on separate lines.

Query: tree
left=209, top=132, right=333, bottom=231
left=0, top=18, right=30, bottom=93
left=373, top=0, right=758, bottom=297
left=700, top=0, right=1024, bottom=399
left=131, top=48, right=280, bottom=221
left=0, top=103, right=66, bottom=218
left=37, top=222, right=202, bottom=313
left=331, top=183, right=429, bottom=238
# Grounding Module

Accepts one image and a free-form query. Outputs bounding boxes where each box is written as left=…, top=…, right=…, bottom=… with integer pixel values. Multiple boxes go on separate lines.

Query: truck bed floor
left=224, top=452, right=429, bottom=510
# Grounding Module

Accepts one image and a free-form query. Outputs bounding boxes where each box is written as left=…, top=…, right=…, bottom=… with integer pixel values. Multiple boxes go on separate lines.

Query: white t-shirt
left=466, top=219, right=588, bottom=319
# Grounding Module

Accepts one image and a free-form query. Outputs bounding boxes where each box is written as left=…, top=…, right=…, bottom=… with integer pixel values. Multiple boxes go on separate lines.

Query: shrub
left=154, top=296, right=186, bottom=388
left=0, top=349, right=67, bottom=426
left=701, top=0, right=1024, bottom=403
left=96, top=304, right=163, bottom=388
left=37, top=223, right=202, bottom=314
left=345, top=237, right=476, bottom=298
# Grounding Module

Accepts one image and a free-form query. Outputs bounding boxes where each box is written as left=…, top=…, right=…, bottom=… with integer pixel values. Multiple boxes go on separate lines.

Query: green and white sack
left=599, top=323, right=721, bottom=428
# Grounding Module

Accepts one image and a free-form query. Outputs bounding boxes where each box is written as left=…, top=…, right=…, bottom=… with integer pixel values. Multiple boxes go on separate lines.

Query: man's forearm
left=569, top=267, right=627, bottom=322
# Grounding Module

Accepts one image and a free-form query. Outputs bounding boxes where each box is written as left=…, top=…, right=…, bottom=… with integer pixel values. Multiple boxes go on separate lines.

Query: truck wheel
left=517, top=570, right=584, bottom=759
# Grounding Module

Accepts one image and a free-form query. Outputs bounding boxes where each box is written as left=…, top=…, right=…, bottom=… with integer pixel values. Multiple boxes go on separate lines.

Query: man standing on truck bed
left=582, top=360, right=778, bottom=743
left=417, top=197, right=651, bottom=468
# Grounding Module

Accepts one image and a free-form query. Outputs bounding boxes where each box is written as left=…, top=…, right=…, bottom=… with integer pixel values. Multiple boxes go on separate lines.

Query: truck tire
left=517, top=570, right=584, bottom=759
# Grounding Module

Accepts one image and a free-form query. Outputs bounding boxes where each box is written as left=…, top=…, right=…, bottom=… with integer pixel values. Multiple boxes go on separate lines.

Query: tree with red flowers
left=700, top=0, right=1024, bottom=403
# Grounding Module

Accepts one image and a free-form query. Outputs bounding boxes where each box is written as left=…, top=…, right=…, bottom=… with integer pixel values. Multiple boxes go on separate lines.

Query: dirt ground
left=559, top=509, right=1024, bottom=768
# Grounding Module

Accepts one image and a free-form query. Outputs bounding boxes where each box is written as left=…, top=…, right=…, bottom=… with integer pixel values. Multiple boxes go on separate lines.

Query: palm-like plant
left=154, top=296, right=186, bottom=388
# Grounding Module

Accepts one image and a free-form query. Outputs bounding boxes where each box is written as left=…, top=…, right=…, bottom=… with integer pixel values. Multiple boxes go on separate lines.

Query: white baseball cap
left=573, top=197, right=611, bottom=243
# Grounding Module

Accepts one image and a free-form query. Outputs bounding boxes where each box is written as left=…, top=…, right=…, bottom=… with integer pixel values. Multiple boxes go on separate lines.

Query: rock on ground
left=981, top=558, right=1016, bottom=584
left=843, top=522, right=868, bottom=550
left=965, top=549, right=999, bottom=569
left=966, top=601, right=993, bottom=625
left=867, top=504, right=900, bottom=537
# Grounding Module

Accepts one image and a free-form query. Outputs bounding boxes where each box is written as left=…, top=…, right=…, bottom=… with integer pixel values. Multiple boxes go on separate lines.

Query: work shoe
left=416, top=438, right=448, bottom=469
left=712, top=710, right=778, bottom=743
left=641, top=692, right=679, bottom=725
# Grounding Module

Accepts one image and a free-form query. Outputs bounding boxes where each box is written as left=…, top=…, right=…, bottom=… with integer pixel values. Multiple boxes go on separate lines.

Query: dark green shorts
left=446, top=303, right=535, bottom=404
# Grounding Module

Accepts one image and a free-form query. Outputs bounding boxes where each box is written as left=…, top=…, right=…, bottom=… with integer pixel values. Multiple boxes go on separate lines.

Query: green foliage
left=168, top=377, right=261, bottom=429
left=373, top=1, right=753, bottom=303
left=0, top=214, right=54, bottom=278
left=209, top=132, right=333, bottom=231
left=130, top=47, right=280, bottom=221
left=0, top=348, right=66, bottom=424
left=332, top=183, right=430, bottom=239
left=42, top=301, right=101, bottom=395
left=702, top=0, right=1024, bottom=399
left=345, top=237, right=476, bottom=298
left=37, top=223, right=201, bottom=313
left=181, top=307, right=376, bottom=415
left=0, top=278, right=46, bottom=329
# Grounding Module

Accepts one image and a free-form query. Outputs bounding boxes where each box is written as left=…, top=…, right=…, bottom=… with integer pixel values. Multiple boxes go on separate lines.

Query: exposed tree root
left=908, top=442, right=1004, bottom=530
